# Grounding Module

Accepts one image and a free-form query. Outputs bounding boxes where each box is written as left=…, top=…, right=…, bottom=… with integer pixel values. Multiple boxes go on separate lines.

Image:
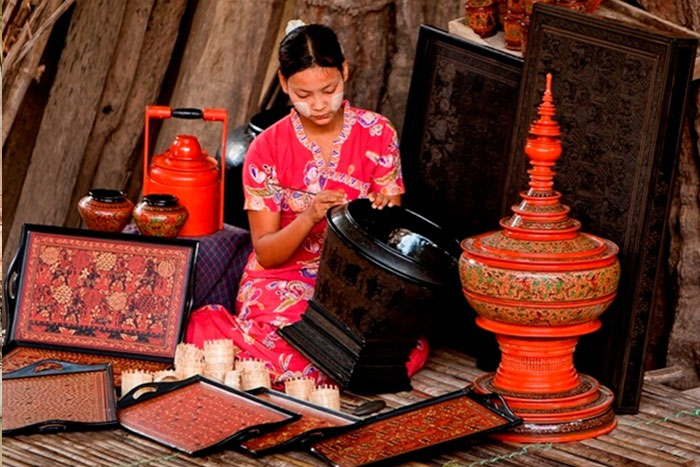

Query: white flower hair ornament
left=285, top=19, right=306, bottom=36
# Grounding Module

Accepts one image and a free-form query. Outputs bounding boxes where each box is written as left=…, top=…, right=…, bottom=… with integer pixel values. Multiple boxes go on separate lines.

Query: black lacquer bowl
left=280, top=199, right=461, bottom=392
left=317, top=198, right=461, bottom=339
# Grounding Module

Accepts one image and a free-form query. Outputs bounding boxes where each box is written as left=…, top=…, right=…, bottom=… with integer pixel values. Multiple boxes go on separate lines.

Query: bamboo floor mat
left=2, top=347, right=699, bottom=466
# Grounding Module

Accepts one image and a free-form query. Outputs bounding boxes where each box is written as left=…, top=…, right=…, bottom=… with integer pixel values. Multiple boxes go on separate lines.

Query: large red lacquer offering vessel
left=459, top=74, right=620, bottom=442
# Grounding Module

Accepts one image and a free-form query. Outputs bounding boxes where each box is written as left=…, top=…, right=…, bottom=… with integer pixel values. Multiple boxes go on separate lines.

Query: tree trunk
left=667, top=90, right=700, bottom=386
left=155, top=0, right=285, bottom=158
left=638, top=0, right=700, bottom=385
left=3, top=0, right=127, bottom=275
left=1, top=0, right=63, bottom=145
left=379, top=0, right=461, bottom=131
left=65, top=0, right=188, bottom=228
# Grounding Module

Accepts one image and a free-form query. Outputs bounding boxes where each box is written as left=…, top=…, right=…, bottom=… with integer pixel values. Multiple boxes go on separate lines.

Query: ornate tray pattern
left=117, top=377, right=299, bottom=455
left=241, top=388, right=358, bottom=455
left=311, top=389, right=520, bottom=466
left=11, top=229, right=193, bottom=358
left=2, top=360, right=117, bottom=435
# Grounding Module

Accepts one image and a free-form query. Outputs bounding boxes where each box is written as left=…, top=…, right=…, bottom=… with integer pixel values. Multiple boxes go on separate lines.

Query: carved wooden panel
left=510, top=4, right=697, bottom=412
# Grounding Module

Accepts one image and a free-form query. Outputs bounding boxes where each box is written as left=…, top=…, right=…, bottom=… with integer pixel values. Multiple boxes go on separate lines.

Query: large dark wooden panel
left=401, top=25, right=523, bottom=239
left=400, top=25, right=523, bottom=359
left=509, top=4, right=697, bottom=413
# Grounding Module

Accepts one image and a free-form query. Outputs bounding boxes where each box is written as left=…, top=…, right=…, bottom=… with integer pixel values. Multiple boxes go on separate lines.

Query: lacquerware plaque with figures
left=2, top=224, right=198, bottom=382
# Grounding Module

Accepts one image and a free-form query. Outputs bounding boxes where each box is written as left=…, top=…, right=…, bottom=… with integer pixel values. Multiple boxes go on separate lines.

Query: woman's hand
left=368, top=192, right=400, bottom=209
left=305, top=189, right=348, bottom=224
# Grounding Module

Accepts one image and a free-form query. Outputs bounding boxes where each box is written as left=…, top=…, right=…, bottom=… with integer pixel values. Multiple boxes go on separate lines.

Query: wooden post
left=63, top=0, right=156, bottom=227
left=1, top=0, right=64, bottom=145
left=3, top=0, right=127, bottom=274
left=155, top=0, right=285, bottom=159
left=65, top=0, right=188, bottom=227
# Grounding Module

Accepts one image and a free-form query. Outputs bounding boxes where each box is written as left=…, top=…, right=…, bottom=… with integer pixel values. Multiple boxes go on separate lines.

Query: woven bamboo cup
left=203, top=339, right=235, bottom=382
left=174, top=343, right=204, bottom=379
left=224, top=369, right=243, bottom=389
left=310, top=384, right=341, bottom=411
left=284, top=377, right=316, bottom=401
left=121, top=370, right=153, bottom=398
left=241, top=369, right=272, bottom=390
left=153, top=370, right=179, bottom=383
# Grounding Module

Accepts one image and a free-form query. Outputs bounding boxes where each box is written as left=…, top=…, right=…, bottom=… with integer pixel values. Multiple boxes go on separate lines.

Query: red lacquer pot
left=466, top=0, right=498, bottom=38
left=78, top=189, right=134, bottom=232
left=460, top=74, right=620, bottom=442
left=133, top=194, right=189, bottom=238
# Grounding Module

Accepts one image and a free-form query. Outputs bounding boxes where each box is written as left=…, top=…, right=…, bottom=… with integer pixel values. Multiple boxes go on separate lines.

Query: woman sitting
left=186, top=22, right=428, bottom=386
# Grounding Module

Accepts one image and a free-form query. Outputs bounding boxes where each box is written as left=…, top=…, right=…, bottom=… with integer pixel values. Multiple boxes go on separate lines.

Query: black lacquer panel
left=401, top=25, right=523, bottom=238
left=511, top=4, right=697, bottom=412
left=400, top=25, right=524, bottom=363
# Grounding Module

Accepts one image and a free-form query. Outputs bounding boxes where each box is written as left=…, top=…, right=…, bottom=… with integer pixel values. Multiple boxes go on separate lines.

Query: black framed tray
left=2, top=360, right=118, bottom=436
left=117, top=376, right=300, bottom=456
left=3, top=224, right=198, bottom=383
left=240, top=388, right=360, bottom=456
left=310, top=388, right=520, bottom=467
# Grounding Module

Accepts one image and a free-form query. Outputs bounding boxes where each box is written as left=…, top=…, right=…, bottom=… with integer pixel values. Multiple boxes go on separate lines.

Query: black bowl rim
left=142, top=193, right=179, bottom=207
left=87, top=189, right=128, bottom=203
left=326, top=199, right=460, bottom=286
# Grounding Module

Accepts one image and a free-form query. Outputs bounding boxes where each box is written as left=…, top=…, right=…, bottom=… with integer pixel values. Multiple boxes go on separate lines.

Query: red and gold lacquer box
left=2, top=224, right=198, bottom=385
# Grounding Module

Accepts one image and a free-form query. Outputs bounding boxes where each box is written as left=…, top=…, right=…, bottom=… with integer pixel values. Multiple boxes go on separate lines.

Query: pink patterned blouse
left=186, top=102, right=428, bottom=385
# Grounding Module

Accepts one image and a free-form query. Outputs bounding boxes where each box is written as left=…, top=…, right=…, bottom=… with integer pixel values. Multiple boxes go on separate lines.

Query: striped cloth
left=192, top=224, right=252, bottom=312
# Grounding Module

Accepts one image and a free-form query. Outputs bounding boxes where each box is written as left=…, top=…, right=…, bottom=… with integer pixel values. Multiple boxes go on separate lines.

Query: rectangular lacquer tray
left=117, top=376, right=300, bottom=456
left=310, top=389, right=521, bottom=467
left=241, top=388, right=360, bottom=456
left=3, top=224, right=198, bottom=383
left=2, top=360, right=118, bottom=435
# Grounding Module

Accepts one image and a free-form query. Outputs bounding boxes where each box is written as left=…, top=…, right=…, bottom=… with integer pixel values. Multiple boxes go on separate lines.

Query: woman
left=186, top=23, right=428, bottom=385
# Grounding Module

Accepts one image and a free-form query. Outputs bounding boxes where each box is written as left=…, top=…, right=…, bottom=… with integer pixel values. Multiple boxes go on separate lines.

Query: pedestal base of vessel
left=472, top=317, right=617, bottom=443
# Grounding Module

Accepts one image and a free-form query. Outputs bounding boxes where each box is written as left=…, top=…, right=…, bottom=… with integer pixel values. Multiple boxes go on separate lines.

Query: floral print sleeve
left=368, top=119, right=405, bottom=196
left=242, top=137, right=282, bottom=212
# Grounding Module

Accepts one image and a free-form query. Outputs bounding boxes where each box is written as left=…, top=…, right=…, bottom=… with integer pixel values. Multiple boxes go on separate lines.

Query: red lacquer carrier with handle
left=143, top=106, right=227, bottom=237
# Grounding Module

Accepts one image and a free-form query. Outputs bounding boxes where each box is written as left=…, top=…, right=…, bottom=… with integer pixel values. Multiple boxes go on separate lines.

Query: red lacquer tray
left=241, top=388, right=360, bottom=456
left=3, top=224, right=198, bottom=383
left=2, top=360, right=118, bottom=436
left=117, top=376, right=300, bottom=456
left=310, top=389, right=521, bottom=467
left=1, top=347, right=170, bottom=386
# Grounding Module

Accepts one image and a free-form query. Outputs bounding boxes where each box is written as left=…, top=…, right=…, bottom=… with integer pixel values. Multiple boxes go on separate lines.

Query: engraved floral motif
left=459, top=255, right=620, bottom=302
left=465, top=298, right=612, bottom=326
left=476, top=231, right=600, bottom=254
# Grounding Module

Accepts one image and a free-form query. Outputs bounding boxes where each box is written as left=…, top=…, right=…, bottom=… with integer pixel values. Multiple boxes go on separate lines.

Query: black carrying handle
left=2, top=359, right=99, bottom=379
left=171, top=107, right=204, bottom=119
left=38, top=422, right=68, bottom=434
left=479, top=392, right=519, bottom=421
left=118, top=377, right=197, bottom=409
left=3, top=242, right=24, bottom=338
